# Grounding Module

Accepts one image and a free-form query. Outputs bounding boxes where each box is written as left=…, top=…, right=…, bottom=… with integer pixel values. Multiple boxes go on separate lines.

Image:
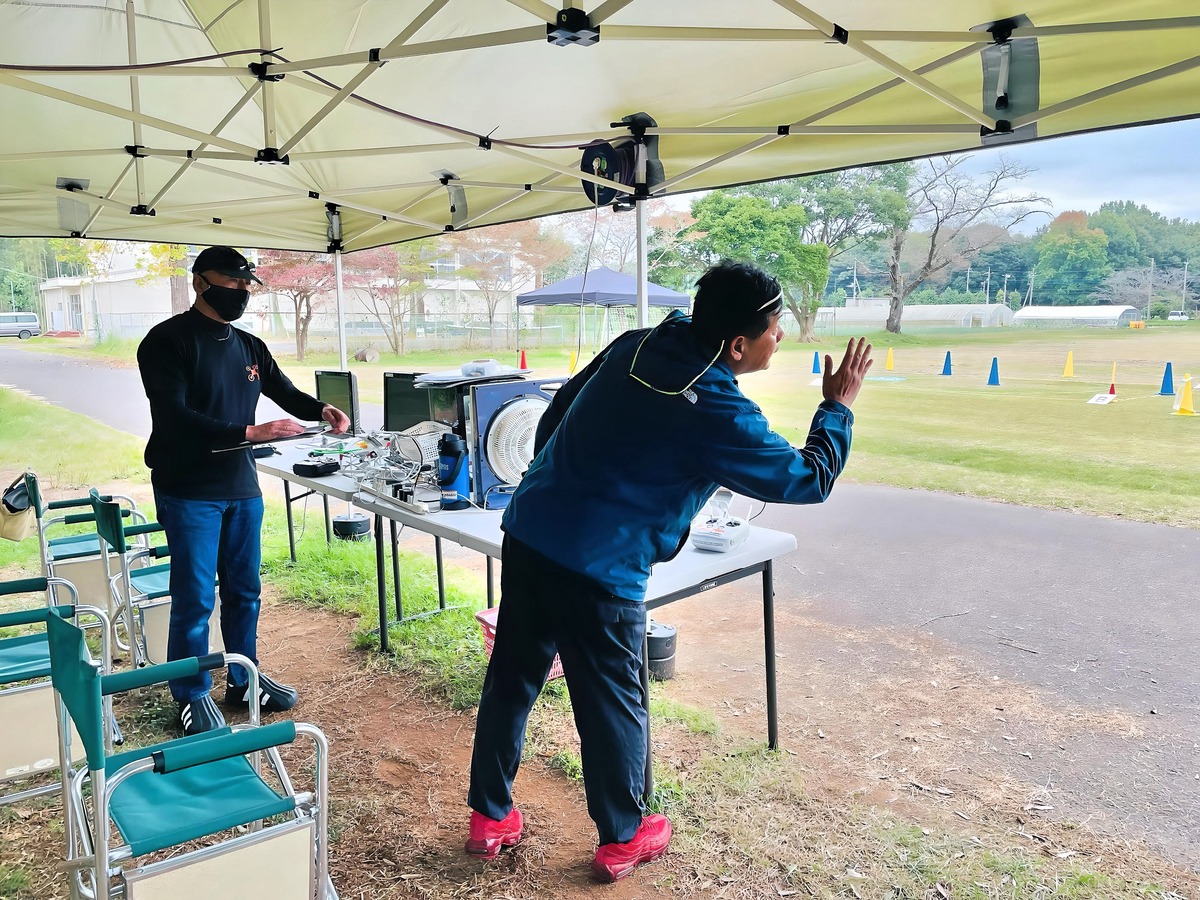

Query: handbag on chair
left=0, top=475, right=34, bottom=542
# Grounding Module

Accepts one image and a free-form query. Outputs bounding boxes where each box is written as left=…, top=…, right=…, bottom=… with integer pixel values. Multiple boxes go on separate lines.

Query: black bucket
left=332, top=512, right=370, bottom=540
left=646, top=619, right=677, bottom=681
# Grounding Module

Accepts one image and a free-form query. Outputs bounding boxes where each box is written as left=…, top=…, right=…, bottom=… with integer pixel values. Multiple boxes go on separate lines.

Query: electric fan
left=470, top=379, right=559, bottom=509
left=484, top=397, right=548, bottom=485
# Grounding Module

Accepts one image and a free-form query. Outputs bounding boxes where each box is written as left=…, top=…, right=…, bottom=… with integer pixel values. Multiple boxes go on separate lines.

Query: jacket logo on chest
left=246, top=364, right=259, bottom=382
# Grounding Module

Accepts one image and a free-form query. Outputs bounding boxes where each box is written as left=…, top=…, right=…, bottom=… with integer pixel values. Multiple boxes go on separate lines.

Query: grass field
left=758, top=324, right=1200, bottom=526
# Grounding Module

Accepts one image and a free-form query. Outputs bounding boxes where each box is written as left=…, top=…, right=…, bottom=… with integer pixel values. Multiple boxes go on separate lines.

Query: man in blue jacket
left=465, top=260, right=872, bottom=881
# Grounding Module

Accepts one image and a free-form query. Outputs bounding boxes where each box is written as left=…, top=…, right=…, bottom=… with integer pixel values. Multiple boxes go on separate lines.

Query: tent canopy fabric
left=1, top=3, right=1198, bottom=252
left=517, top=267, right=689, bottom=307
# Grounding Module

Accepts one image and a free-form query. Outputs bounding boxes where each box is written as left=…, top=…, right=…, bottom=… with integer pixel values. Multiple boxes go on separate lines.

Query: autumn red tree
left=447, top=220, right=570, bottom=349
left=256, top=250, right=335, bottom=360
left=342, top=238, right=443, bottom=354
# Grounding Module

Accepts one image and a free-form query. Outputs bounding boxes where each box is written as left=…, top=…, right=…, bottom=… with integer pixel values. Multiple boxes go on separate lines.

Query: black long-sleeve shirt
left=137, top=308, right=326, bottom=499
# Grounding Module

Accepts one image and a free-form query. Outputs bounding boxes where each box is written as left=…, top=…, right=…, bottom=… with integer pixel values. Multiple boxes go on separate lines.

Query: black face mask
left=200, top=277, right=250, bottom=322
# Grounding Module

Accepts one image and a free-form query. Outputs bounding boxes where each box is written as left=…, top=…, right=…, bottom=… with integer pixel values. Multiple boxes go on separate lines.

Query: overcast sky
left=959, top=117, right=1200, bottom=226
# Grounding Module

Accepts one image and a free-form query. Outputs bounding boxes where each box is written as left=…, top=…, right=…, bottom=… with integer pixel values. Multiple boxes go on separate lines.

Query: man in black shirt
left=137, top=246, right=349, bottom=735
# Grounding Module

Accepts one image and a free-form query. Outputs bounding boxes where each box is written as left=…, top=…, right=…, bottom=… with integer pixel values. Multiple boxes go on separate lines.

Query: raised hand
left=822, top=337, right=873, bottom=408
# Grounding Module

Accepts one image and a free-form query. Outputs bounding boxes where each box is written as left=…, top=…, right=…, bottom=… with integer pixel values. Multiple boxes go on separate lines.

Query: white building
left=35, top=244, right=523, bottom=346
left=816, top=303, right=1014, bottom=333
left=39, top=248, right=169, bottom=337
left=1012, top=305, right=1142, bottom=328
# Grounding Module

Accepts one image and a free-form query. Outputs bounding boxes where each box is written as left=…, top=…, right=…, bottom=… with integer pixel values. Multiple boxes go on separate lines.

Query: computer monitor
left=383, top=371, right=432, bottom=433
left=314, top=370, right=361, bottom=435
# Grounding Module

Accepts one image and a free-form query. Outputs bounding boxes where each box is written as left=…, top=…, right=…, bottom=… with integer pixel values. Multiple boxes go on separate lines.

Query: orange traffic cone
left=518, top=349, right=528, bottom=369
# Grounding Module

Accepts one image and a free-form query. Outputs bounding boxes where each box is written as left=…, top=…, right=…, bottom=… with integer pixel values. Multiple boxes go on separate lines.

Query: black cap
left=192, top=246, right=263, bottom=285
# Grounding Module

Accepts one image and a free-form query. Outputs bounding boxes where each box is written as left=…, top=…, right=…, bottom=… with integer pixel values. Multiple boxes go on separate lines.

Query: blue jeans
left=154, top=492, right=264, bottom=702
left=469, top=535, right=648, bottom=845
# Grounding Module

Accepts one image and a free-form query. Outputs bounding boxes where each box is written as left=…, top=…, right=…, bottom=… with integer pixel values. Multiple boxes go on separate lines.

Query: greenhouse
left=1012, top=306, right=1143, bottom=328
left=814, top=303, right=1014, bottom=335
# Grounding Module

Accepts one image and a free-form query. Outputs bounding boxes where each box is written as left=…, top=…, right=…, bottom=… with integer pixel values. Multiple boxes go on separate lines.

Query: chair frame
left=48, top=625, right=333, bottom=900
left=88, top=491, right=171, bottom=669
left=0, top=576, right=112, bottom=868
left=24, top=471, right=149, bottom=644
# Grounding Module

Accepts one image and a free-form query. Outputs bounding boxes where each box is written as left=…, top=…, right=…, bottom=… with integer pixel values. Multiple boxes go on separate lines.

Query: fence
left=302, top=308, right=678, bottom=355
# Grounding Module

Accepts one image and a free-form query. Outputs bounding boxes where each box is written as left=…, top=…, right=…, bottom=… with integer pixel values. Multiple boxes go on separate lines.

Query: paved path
left=0, top=342, right=383, bottom=437
left=2, top=341, right=1197, bottom=867
left=757, top=487, right=1199, bottom=867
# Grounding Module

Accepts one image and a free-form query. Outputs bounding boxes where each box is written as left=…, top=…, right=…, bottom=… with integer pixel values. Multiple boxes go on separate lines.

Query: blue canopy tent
left=517, top=268, right=690, bottom=361
left=517, top=267, right=689, bottom=309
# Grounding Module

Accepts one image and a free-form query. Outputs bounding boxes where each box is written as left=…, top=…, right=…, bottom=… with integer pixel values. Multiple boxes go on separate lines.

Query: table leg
left=486, top=558, right=495, bottom=608
left=642, top=631, right=653, bottom=802
left=763, top=560, right=778, bottom=750
left=283, top=481, right=296, bottom=563
left=390, top=520, right=402, bottom=621
left=375, top=514, right=389, bottom=653
left=434, top=536, right=446, bottom=610
left=323, top=495, right=331, bottom=544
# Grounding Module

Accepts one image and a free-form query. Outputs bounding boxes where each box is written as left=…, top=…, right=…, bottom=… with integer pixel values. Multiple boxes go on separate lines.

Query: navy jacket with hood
left=501, top=313, right=854, bottom=600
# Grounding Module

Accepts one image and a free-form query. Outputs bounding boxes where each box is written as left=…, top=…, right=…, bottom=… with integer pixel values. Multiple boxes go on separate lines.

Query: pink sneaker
left=464, top=807, right=524, bottom=860
left=591, top=814, right=672, bottom=882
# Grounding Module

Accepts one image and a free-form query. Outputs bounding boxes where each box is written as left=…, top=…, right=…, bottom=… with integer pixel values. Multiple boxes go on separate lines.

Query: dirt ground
left=6, top=586, right=1200, bottom=898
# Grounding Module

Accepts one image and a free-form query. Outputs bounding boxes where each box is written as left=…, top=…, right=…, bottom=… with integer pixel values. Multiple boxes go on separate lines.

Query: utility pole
left=966, top=263, right=971, bottom=295
left=1148, top=257, right=1155, bottom=321
left=1024, top=271, right=1035, bottom=307
left=983, top=268, right=992, bottom=305
left=1181, top=259, right=1189, bottom=313
left=1001, top=273, right=1011, bottom=306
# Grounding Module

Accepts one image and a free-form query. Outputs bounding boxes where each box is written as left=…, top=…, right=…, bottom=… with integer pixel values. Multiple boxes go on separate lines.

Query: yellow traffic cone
left=1063, top=351, right=1075, bottom=378
left=1108, top=361, right=1117, bottom=396
left=885, top=347, right=895, bottom=371
left=1174, top=377, right=1195, bottom=416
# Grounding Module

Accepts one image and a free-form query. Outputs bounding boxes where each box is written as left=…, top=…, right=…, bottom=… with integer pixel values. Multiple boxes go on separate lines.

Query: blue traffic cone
left=987, top=357, right=1000, bottom=386
left=812, top=351, right=821, bottom=374
left=940, top=351, right=952, bottom=376
left=1159, top=362, right=1175, bottom=396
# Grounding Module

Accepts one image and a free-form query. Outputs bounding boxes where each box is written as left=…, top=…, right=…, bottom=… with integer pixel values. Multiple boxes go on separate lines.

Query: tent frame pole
left=335, top=249, right=347, bottom=371
left=636, top=200, right=648, bottom=329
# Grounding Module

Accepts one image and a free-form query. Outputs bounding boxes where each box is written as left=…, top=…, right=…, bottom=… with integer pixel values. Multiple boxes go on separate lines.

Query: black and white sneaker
left=224, top=672, right=299, bottom=713
left=178, top=694, right=226, bottom=736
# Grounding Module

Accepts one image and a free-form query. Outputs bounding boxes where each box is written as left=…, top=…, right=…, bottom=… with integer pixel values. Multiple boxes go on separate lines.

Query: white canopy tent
left=2, top=1, right=1199, bottom=361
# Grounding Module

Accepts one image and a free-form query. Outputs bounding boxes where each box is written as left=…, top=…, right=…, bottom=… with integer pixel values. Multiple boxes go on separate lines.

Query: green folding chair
left=24, top=471, right=149, bottom=614
left=0, top=576, right=110, bottom=853
left=47, top=611, right=333, bottom=900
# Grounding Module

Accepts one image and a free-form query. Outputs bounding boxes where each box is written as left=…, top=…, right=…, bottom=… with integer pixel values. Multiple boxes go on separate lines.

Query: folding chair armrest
left=47, top=495, right=112, bottom=510
left=101, top=652, right=227, bottom=695
left=124, top=522, right=163, bottom=538
left=0, top=603, right=73, bottom=628
left=0, top=576, right=49, bottom=596
left=151, top=721, right=297, bottom=774
left=58, top=509, right=131, bottom=526
left=148, top=544, right=171, bottom=559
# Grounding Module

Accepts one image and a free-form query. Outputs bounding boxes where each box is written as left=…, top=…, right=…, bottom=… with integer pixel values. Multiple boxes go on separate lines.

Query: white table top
left=351, top=491, right=797, bottom=603
left=259, top=444, right=799, bottom=603
left=256, top=442, right=365, bottom=502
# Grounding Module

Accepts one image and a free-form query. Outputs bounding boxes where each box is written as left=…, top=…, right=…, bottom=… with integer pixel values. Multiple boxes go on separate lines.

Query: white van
left=1167, top=311, right=1189, bottom=322
left=0, top=311, right=41, bottom=339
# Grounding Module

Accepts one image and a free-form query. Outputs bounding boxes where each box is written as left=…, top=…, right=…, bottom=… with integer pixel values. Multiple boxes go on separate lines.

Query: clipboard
left=212, top=425, right=345, bottom=454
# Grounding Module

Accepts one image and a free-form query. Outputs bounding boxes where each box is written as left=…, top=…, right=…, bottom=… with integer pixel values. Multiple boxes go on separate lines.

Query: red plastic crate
left=475, top=606, right=565, bottom=681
